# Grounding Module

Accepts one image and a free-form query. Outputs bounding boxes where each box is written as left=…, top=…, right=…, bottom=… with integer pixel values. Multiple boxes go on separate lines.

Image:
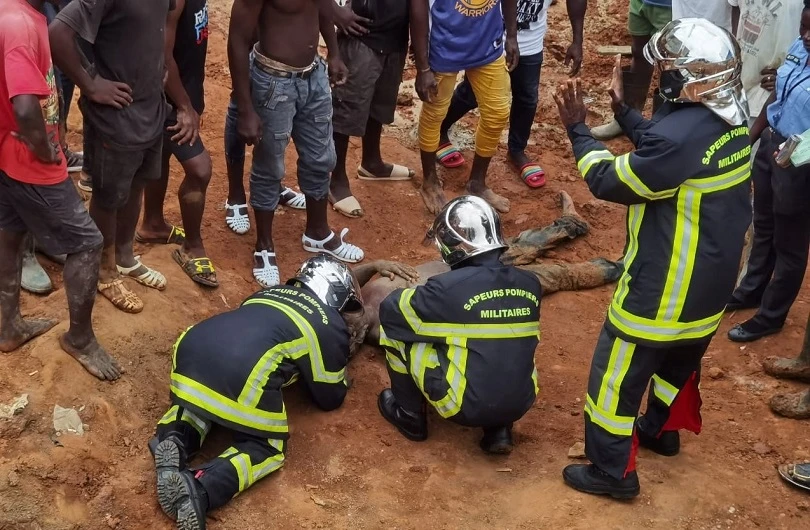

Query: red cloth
left=0, top=0, right=67, bottom=185
left=662, top=371, right=703, bottom=435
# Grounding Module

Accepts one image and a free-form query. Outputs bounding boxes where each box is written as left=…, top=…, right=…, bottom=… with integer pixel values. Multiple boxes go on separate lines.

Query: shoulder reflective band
left=615, top=153, right=679, bottom=200
left=397, top=289, right=539, bottom=339
left=612, top=203, right=646, bottom=308
left=608, top=303, right=724, bottom=342
left=585, top=395, right=635, bottom=436
left=238, top=338, right=308, bottom=408
left=242, top=298, right=345, bottom=384
left=651, top=374, right=678, bottom=406
left=577, top=149, right=615, bottom=178
left=171, top=373, right=289, bottom=433
left=682, top=162, right=750, bottom=193
left=657, top=189, right=702, bottom=321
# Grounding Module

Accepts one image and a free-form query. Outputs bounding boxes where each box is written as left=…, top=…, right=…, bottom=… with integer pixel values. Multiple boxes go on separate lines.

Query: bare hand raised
left=608, top=54, right=624, bottom=114
left=553, top=78, right=588, bottom=128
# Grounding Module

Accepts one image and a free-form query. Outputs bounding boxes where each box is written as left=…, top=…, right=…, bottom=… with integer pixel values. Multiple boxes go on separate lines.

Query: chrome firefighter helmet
left=287, top=255, right=363, bottom=313
left=644, top=17, right=749, bottom=126
left=427, top=195, right=508, bottom=267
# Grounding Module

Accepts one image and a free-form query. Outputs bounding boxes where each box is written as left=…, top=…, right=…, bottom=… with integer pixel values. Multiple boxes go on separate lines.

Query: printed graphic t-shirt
left=672, top=0, right=732, bottom=31
left=0, top=0, right=67, bottom=185
left=728, top=0, right=804, bottom=117
left=516, top=0, right=550, bottom=56
left=428, top=0, right=505, bottom=72
left=170, top=0, right=209, bottom=114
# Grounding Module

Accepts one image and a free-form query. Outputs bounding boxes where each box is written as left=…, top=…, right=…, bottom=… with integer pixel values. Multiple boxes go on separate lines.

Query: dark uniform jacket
left=379, top=253, right=542, bottom=427
left=568, top=103, right=752, bottom=347
left=170, top=285, right=350, bottom=440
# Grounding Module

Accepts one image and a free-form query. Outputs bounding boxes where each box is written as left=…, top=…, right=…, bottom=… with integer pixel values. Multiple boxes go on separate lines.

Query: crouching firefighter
left=149, top=255, right=416, bottom=529
left=377, top=195, right=542, bottom=454
left=554, top=18, right=752, bottom=499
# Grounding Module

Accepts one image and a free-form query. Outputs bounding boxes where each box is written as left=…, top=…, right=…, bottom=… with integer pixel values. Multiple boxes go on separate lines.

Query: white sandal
left=253, top=250, right=280, bottom=288
left=225, top=202, right=250, bottom=235
left=302, top=228, right=364, bottom=263
left=280, top=187, right=306, bottom=210
left=117, top=258, right=167, bottom=291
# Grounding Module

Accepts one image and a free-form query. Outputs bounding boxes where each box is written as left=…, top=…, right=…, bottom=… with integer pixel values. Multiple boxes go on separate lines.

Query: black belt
left=253, top=59, right=318, bottom=79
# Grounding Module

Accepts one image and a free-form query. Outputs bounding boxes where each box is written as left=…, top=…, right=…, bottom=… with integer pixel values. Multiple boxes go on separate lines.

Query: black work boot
left=175, top=470, right=208, bottom=530
left=154, top=437, right=191, bottom=521
left=562, top=464, right=640, bottom=499
left=636, top=418, right=680, bottom=457
left=480, top=425, right=514, bottom=454
left=377, top=389, right=428, bottom=441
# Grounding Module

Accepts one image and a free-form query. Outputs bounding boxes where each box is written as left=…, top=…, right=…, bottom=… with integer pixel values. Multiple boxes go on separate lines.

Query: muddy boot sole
left=177, top=498, right=205, bottom=530
left=154, top=439, right=183, bottom=521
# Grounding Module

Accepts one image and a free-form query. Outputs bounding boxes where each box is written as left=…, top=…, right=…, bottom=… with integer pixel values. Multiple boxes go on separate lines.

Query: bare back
left=258, top=0, right=321, bottom=67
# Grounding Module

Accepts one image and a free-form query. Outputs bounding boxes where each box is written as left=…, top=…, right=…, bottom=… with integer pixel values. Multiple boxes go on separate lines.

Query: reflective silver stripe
left=577, top=149, right=614, bottom=177
left=683, top=164, right=750, bottom=192
left=601, top=340, right=632, bottom=412
left=584, top=397, right=634, bottom=435
left=608, top=305, right=722, bottom=339
left=180, top=408, right=211, bottom=437
left=241, top=342, right=307, bottom=408
left=252, top=454, right=285, bottom=482
left=171, top=378, right=287, bottom=428
left=385, top=351, right=408, bottom=374
left=652, top=375, right=678, bottom=406
left=232, top=454, right=251, bottom=492
left=159, top=406, right=179, bottom=424
left=661, top=189, right=699, bottom=320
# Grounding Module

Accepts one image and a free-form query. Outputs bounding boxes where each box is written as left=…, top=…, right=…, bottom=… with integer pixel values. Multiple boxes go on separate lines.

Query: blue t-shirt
left=767, top=39, right=810, bottom=138
left=643, top=0, right=671, bottom=7
left=428, top=0, right=505, bottom=72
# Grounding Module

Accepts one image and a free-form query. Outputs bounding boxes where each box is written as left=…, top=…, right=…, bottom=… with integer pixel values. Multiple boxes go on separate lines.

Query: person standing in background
left=436, top=0, right=587, bottom=190
left=590, top=0, right=671, bottom=141
left=672, top=0, right=733, bottom=31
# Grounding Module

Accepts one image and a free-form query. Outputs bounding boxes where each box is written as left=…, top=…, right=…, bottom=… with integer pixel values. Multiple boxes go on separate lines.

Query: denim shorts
left=248, top=57, right=336, bottom=211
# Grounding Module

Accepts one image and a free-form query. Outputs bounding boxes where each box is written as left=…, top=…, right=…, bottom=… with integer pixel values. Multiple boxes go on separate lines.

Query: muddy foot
left=0, top=318, right=58, bottom=352
left=762, top=356, right=810, bottom=383
left=467, top=185, right=510, bottom=214
left=769, top=390, right=810, bottom=419
left=59, top=334, right=122, bottom=381
left=420, top=183, right=448, bottom=215
left=559, top=191, right=581, bottom=218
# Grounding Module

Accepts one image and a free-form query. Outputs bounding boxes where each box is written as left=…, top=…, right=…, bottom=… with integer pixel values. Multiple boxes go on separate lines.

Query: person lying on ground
left=229, top=0, right=364, bottom=288
left=50, top=0, right=175, bottom=314
left=0, top=0, right=120, bottom=381
left=374, top=195, right=542, bottom=454
left=327, top=0, right=416, bottom=218
left=437, top=0, right=586, bottom=189
left=149, top=255, right=416, bottom=530
left=137, top=0, right=220, bottom=288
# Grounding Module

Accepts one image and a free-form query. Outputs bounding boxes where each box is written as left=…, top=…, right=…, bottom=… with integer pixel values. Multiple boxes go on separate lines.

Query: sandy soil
left=1, top=1, right=809, bottom=529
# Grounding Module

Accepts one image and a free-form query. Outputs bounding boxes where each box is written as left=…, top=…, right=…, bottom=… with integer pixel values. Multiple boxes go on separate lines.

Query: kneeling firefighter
left=554, top=18, right=752, bottom=498
left=149, top=255, right=416, bottom=529
left=377, top=195, right=543, bottom=454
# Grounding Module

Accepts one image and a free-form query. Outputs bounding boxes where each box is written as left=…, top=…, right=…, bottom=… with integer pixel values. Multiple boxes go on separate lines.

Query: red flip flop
left=519, top=163, right=546, bottom=188
left=437, top=142, right=465, bottom=168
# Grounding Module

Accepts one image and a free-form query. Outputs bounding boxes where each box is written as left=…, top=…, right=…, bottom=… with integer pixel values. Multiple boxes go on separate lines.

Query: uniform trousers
left=584, top=325, right=709, bottom=480
left=156, top=405, right=286, bottom=510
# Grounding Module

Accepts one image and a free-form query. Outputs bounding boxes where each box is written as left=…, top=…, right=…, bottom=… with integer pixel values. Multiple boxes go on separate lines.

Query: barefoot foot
left=769, top=389, right=810, bottom=419
left=420, top=183, right=448, bottom=215
left=558, top=191, right=581, bottom=218
left=0, top=318, right=58, bottom=352
left=466, top=185, right=510, bottom=213
left=59, top=334, right=123, bottom=381
left=762, top=356, right=810, bottom=383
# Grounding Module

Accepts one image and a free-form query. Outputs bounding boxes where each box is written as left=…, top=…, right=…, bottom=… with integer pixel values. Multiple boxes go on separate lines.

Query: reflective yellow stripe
left=615, top=154, right=679, bottom=200
left=651, top=375, right=679, bottom=406
left=410, top=343, right=439, bottom=393
left=397, top=289, right=539, bottom=339
left=531, top=365, right=539, bottom=395
left=238, top=339, right=308, bottom=408
left=596, top=337, right=635, bottom=414
left=157, top=405, right=210, bottom=439
left=242, top=299, right=345, bottom=384
left=683, top=163, right=750, bottom=193
left=385, top=351, right=408, bottom=374
left=379, top=328, right=407, bottom=356
left=171, top=373, right=288, bottom=433
left=172, top=326, right=193, bottom=371
left=432, top=337, right=468, bottom=418
left=219, top=447, right=239, bottom=460
left=613, top=204, right=645, bottom=308
left=584, top=395, right=635, bottom=436
left=251, top=451, right=285, bottom=482
left=230, top=454, right=251, bottom=495
left=608, top=303, right=723, bottom=342
left=158, top=405, right=180, bottom=425
left=577, top=149, right=615, bottom=178
left=656, top=189, right=702, bottom=321
left=281, top=373, right=299, bottom=388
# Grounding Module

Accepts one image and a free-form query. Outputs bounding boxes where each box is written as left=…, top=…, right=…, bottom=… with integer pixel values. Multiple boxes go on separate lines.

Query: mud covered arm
left=567, top=122, right=685, bottom=205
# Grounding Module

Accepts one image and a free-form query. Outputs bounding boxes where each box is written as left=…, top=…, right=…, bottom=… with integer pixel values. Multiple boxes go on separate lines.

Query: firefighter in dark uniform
left=377, top=196, right=542, bottom=454
left=149, top=255, right=416, bottom=530
left=553, top=19, right=752, bottom=498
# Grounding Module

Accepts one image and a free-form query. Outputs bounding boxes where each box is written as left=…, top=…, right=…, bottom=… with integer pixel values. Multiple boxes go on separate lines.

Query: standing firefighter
left=378, top=196, right=542, bottom=454
left=554, top=19, right=752, bottom=498
left=149, top=255, right=416, bottom=529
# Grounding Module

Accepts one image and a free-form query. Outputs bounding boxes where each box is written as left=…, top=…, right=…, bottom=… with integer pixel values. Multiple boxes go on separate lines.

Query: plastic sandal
left=225, top=202, right=251, bottom=235
left=172, top=249, right=218, bottom=288
left=253, top=250, right=280, bottom=287
left=135, top=225, right=186, bottom=245
left=519, top=163, right=547, bottom=188
left=117, top=259, right=167, bottom=291
left=437, top=143, right=465, bottom=168
left=280, top=187, right=306, bottom=210
left=302, top=227, right=364, bottom=263
left=98, top=278, right=144, bottom=314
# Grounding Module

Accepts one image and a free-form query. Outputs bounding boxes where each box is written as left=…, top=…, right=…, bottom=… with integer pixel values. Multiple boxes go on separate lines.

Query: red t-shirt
left=0, top=0, right=67, bottom=185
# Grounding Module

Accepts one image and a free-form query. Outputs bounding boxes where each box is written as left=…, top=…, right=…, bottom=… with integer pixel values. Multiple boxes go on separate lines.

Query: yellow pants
left=418, top=55, right=511, bottom=158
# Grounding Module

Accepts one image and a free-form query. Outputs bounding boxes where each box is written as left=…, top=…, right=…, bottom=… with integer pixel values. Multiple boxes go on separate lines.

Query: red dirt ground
left=1, top=1, right=809, bottom=528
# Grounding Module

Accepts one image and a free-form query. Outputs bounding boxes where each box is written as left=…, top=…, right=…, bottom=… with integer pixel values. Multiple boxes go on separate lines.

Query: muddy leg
left=419, top=150, right=447, bottom=215
left=519, top=258, right=622, bottom=295
left=762, top=311, right=810, bottom=383
left=61, top=246, right=122, bottom=380
left=0, top=230, right=57, bottom=352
